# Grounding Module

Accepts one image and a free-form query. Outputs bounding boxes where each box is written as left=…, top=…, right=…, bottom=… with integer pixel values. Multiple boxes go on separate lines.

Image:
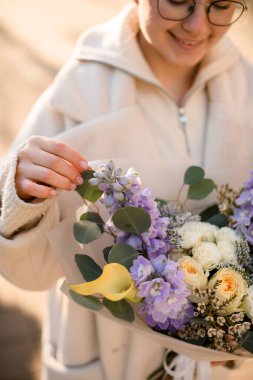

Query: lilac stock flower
left=232, top=172, right=253, bottom=245
left=130, top=256, right=154, bottom=285
left=130, top=255, right=193, bottom=332
left=91, top=161, right=171, bottom=258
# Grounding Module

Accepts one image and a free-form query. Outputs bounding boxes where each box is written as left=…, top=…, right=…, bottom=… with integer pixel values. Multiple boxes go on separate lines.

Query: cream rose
left=244, top=285, right=253, bottom=322
left=192, top=242, right=222, bottom=271
left=178, top=221, right=218, bottom=249
left=215, top=227, right=240, bottom=244
left=217, top=241, right=238, bottom=264
left=208, top=268, right=248, bottom=314
left=179, top=256, right=208, bottom=290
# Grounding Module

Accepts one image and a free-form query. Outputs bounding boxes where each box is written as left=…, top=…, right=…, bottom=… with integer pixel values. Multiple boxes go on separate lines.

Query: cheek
left=212, top=26, right=230, bottom=43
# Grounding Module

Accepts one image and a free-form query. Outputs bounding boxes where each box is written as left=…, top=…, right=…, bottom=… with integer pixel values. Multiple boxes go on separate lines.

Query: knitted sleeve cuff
left=0, top=150, right=55, bottom=238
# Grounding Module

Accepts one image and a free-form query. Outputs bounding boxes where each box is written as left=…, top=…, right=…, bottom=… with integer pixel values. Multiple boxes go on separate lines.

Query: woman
left=0, top=1, right=252, bottom=379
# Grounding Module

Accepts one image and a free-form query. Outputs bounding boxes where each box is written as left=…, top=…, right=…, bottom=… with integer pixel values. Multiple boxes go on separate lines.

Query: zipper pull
left=178, top=107, right=187, bottom=126
left=178, top=106, right=191, bottom=156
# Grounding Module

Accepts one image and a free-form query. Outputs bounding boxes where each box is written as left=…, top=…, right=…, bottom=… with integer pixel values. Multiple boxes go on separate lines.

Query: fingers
left=29, top=149, right=84, bottom=186
left=20, top=163, right=78, bottom=191
left=15, top=136, right=91, bottom=200
left=18, top=178, right=58, bottom=200
left=38, top=137, right=89, bottom=172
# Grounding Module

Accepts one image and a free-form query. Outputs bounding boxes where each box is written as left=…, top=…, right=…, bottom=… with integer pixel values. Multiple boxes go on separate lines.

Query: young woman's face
left=136, top=0, right=232, bottom=69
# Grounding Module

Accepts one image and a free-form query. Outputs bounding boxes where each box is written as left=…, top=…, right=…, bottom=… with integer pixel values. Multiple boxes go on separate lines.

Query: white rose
left=244, top=285, right=253, bottom=322
left=217, top=241, right=238, bottom=264
left=178, top=221, right=218, bottom=249
left=208, top=268, right=248, bottom=315
left=192, top=242, right=222, bottom=270
left=215, top=227, right=240, bottom=244
left=179, top=256, right=208, bottom=290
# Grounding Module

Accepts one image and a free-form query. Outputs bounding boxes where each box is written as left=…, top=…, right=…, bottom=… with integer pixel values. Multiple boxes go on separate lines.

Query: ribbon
left=163, top=350, right=212, bottom=380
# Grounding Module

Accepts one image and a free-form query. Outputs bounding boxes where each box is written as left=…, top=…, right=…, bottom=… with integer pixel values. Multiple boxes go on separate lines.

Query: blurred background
left=0, top=0, right=252, bottom=379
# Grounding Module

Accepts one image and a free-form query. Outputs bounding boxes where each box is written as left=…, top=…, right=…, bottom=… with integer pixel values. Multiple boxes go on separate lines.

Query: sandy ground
left=0, top=1, right=253, bottom=378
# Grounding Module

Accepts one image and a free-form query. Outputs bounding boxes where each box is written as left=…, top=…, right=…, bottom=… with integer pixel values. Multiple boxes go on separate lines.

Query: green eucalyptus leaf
left=103, top=299, right=135, bottom=323
left=80, top=212, right=104, bottom=233
left=69, top=290, right=103, bottom=311
left=76, top=170, right=103, bottom=202
left=103, top=246, right=113, bottom=263
left=188, top=178, right=215, bottom=200
left=75, top=254, right=102, bottom=281
left=184, top=166, right=205, bottom=185
left=73, top=220, right=102, bottom=244
left=206, top=213, right=228, bottom=228
left=108, top=242, right=139, bottom=269
left=112, top=206, right=151, bottom=234
left=200, top=204, right=220, bottom=221
left=241, top=331, right=253, bottom=354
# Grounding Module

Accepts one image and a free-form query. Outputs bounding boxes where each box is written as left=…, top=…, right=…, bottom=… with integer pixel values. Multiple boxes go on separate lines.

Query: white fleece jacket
left=0, top=4, right=253, bottom=380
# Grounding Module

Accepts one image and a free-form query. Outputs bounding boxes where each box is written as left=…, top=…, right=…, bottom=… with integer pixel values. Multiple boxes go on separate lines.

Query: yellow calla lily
left=70, top=263, right=138, bottom=302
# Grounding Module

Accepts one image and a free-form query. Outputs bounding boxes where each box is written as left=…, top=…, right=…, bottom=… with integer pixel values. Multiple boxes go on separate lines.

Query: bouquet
left=64, top=161, right=253, bottom=378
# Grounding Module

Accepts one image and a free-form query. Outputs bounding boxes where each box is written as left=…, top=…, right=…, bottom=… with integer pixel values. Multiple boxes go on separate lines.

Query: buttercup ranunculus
left=179, top=256, right=208, bottom=290
left=208, top=268, right=248, bottom=315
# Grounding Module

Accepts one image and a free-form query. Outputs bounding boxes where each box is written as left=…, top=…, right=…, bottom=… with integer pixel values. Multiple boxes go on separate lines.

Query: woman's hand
left=15, top=136, right=90, bottom=200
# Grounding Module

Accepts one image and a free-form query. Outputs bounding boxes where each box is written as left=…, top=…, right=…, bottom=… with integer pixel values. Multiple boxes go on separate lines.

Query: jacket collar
left=73, top=3, right=242, bottom=92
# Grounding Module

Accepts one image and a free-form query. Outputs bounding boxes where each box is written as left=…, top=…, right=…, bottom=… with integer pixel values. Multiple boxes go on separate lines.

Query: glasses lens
left=157, top=0, right=195, bottom=21
left=208, top=1, right=244, bottom=26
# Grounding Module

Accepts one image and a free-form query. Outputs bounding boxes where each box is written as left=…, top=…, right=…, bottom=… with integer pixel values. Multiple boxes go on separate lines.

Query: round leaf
left=108, top=242, right=139, bottom=269
left=80, top=212, right=104, bottom=233
left=69, top=290, right=103, bottom=311
left=200, top=204, right=219, bottom=222
left=112, top=206, right=151, bottom=234
left=73, top=220, right=102, bottom=244
left=187, top=178, right=215, bottom=200
left=75, top=254, right=102, bottom=281
left=241, top=331, right=253, bottom=354
left=103, top=299, right=135, bottom=323
left=76, top=170, right=103, bottom=202
left=184, top=166, right=205, bottom=185
left=206, top=213, right=228, bottom=228
left=103, top=246, right=113, bottom=263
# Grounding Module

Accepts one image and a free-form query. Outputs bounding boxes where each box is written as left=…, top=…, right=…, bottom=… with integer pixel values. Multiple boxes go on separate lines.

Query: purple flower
left=232, top=172, right=253, bottom=245
left=130, top=256, right=154, bottom=286
left=132, top=256, right=193, bottom=332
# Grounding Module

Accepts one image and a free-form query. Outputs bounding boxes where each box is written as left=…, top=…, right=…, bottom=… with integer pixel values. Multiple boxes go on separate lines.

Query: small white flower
left=216, top=329, right=225, bottom=339
left=208, top=328, right=217, bottom=337
left=192, top=242, right=222, bottom=270
left=178, top=221, right=218, bottom=249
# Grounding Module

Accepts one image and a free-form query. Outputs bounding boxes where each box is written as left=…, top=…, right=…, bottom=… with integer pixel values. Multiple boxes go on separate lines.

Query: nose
left=182, top=4, right=210, bottom=35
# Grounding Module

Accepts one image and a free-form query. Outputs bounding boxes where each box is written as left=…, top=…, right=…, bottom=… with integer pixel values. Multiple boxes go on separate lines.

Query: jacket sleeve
left=0, top=86, right=67, bottom=291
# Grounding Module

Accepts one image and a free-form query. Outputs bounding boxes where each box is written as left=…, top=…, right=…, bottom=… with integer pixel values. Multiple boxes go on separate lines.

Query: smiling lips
left=169, top=32, right=205, bottom=49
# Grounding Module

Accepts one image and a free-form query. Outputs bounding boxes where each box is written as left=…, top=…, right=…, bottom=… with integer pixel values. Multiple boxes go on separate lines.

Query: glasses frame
left=156, top=0, right=248, bottom=27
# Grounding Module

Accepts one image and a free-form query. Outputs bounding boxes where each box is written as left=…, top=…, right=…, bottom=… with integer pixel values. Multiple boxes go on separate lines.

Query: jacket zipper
left=178, top=106, right=191, bottom=156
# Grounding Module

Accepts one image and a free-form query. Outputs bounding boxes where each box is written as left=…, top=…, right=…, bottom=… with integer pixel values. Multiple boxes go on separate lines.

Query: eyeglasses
left=157, top=0, right=247, bottom=26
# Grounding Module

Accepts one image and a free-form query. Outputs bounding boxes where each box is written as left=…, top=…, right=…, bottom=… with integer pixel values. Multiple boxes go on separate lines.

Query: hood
left=73, top=3, right=242, bottom=91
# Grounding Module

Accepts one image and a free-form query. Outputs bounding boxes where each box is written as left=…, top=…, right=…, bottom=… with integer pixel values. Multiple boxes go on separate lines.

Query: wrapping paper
left=47, top=159, right=253, bottom=363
